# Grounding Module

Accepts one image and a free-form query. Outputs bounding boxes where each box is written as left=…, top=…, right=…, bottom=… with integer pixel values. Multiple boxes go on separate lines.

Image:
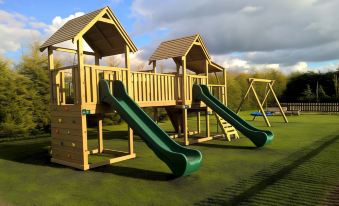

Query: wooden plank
left=138, top=73, right=142, bottom=101
left=51, top=158, right=88, bottom=170
left=88, top=153, right=136, bottom=169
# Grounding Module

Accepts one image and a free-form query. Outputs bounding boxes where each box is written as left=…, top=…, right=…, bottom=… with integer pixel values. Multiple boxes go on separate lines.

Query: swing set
left=236, top=78, right=288, bottom=127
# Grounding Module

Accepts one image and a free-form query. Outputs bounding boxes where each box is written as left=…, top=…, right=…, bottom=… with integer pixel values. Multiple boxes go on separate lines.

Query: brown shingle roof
left=40, top=6, right=137, bottom=54
left=40, top=8, right=104, bottom=50
left=149, top=35, right=199, bottom=61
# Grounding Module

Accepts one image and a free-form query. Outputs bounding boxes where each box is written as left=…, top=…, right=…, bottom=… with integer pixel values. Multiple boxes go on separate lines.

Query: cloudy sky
left=1, top=0, right=339, bottom=73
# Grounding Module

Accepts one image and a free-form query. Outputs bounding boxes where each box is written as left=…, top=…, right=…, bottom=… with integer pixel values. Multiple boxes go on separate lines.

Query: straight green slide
left=99, top=80, right=202, bottom=176
left=193, top=84, right=274, bottom=147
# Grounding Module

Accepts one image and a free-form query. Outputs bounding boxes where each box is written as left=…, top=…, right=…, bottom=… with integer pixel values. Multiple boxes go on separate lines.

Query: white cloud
left=0, top=10, right=41, bottom=54
left=44, top=12, right=84, bottom=37
left=291, top=62, right=309, bottom=73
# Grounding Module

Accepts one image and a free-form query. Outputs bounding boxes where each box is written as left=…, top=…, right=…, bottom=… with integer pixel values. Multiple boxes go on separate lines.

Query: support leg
left=206, top=108, right=210, bottom=138
left=197, top=111, right=201, bottom=133
left=98, top=114, right=103, bottom=153
left=128, top=127, right=134, bottom=155
left=153, top=107, right=158, bottom=123
left=183, top=108, right=189, bottom=145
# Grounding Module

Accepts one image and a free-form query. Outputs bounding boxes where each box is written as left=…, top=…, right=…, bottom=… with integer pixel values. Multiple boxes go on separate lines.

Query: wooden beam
left=249, top=78, right=274, bottom=83
left=52, top=46, right=96, bottom=56
left=98, top=17, right=115, bottom=25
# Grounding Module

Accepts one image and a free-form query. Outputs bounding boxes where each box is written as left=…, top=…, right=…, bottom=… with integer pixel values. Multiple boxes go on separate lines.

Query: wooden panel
left=52, top=148, right=84, bottom=164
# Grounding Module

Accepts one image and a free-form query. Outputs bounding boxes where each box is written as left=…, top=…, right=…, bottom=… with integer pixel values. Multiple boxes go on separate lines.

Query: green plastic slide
left=193, top=84, right=274, bottom=147
left=99, top=80, right=202, bottom=176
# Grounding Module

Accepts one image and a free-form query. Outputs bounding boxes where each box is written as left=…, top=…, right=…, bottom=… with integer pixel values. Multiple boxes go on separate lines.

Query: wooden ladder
left=215, top=114, right=239, bottom=141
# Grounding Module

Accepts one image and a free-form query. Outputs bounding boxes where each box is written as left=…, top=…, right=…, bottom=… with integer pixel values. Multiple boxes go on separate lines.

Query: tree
left=299, top=84, right=315, bottom=102
left=16, top=42, right=51, bottom=132
left=318, top=85, right=329, bottom=101
left=0, top=57, right=36, bottom=136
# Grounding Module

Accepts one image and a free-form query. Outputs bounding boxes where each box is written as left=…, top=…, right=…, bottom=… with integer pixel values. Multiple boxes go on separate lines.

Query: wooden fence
left=281, top=103, right=339, bottom=112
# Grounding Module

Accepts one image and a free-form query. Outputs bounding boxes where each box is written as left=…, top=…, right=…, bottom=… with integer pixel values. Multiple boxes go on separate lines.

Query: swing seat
left=250, top=111, right=273, bottom=117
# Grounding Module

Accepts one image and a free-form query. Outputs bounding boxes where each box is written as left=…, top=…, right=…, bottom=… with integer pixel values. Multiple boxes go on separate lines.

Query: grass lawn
left=0, top=112, right=339, bottom=205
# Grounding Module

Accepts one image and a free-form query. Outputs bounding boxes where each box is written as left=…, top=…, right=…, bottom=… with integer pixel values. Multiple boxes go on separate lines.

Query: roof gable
left=149, top=34, right=210, bottom=62
left=40, top=6, right=137, bottom=55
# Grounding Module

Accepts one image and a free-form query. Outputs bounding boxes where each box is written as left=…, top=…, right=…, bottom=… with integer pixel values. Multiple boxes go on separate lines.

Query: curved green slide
left=99, top=80, right=202, bottom=176
left=193, top=84, right=274, bottom=147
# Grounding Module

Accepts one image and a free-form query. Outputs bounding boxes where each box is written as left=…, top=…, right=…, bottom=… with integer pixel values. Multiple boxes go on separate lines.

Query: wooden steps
left=215, top=114, right=239, bottom=141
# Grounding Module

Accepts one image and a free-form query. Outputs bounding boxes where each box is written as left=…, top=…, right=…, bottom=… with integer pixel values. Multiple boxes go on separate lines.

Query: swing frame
left=236, top=78, right=288, bottom=127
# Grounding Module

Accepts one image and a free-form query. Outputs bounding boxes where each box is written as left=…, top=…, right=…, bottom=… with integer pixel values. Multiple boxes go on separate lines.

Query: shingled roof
left=40, top=6, right=137, bottom=56
left=149, top=34, right=210, bottom=61
left=149, top=34, right=224, bottom=74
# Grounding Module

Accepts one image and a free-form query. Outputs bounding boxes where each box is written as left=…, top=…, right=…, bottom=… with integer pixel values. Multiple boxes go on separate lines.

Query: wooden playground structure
left=236, top=78, right=288, bottom=127
left=40, top=6, right=235, bottom=170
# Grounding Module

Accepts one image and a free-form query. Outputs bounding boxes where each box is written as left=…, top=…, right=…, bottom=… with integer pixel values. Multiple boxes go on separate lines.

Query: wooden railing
left=84, top=65, right=128, bottom=104
left=209, top=84, right=226, bottom=104
left=50, top=66, right=77, bottom=105
left=51, top=65, right=226, bottom=107
left=131, top=72, right=177, bottom=106
left=281, top=103, right=339, bottom=112
left=186, top=74, right=207, bottom=101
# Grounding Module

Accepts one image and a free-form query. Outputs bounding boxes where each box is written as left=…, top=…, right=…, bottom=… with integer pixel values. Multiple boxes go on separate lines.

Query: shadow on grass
left=0, top=139, right=61, bottom=168
left=92, top=165, right=175, bottom=181
left=195, top=142, right=256, bottom=150
left=0, top=136, right=175, bottom=181
left=194, top=134, right=339, bottom=206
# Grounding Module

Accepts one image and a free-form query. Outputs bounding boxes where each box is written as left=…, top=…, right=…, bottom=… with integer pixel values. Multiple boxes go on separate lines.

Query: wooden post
left=206, top=108, right=210, bottom=137
left=251, top=85, right=271, bottom=127
left=125, top=45, right=134, bottom=155
left=223, top=68, right=227, bottom=105
left=81, top=114, right=89, bottom=167
left=236, top=79, right=254, bottom=114
left=183, top=108, right=189, bottom=145
left=98, top=114, right=103, bottom=153
left=205, top=60, right=210, bottom=137
left=268, top=82, right=288, bottom=123
left=182, top=56, right=187, bottom=104
left=181, top=56, right=189, bottom=145
left=48, top=47, right=55, bottom=104
left=152, top=61, right=157, bottom=73
left=153, top=107, right=158, bottom=123
left=76, top=38, right=86, bottom=104
left=197, top=112, right=201, bottom=133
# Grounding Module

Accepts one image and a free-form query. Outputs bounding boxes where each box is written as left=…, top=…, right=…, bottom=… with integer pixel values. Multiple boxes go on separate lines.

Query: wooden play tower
left=40, top=6, right=235, bottom=170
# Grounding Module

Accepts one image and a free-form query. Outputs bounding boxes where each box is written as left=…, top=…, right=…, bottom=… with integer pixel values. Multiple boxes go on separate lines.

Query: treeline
left=0, top=43, right=54, bottom=137
left=0, top=43, right=338, bottom=138
left=225, top=69, right=339, bottom=111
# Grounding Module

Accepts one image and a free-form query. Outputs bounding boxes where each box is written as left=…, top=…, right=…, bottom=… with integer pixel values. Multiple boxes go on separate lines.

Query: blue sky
left=1, top=0, right=339, bottom=73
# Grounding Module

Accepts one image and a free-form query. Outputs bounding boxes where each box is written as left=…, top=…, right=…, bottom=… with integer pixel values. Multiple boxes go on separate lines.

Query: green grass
left=0, top=112, right=339, bottom=206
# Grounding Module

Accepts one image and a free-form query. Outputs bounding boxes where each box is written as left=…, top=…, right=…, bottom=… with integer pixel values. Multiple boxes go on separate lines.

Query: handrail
left=208, top=84, right=225, bottom=87
left=187, top=74, right=207, bottom=79
left=53, top=65, right=78, bottom=72
left=131, top=71, right=176, bottom=77
left=84, top=64, right=128, bottom=71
